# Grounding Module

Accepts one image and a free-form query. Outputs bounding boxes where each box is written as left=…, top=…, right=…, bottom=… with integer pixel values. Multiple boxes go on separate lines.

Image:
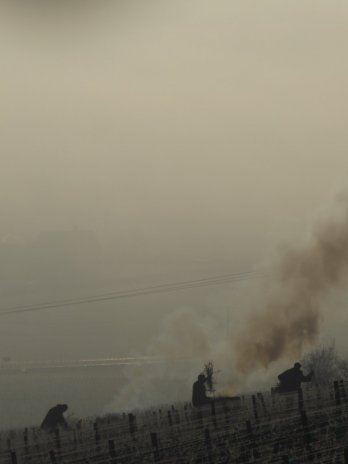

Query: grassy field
left=1, top=381, right=348, bottom=463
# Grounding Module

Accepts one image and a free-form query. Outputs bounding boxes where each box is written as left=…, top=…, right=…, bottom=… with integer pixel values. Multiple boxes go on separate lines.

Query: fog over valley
left=1, top=0, right=348, bottom=426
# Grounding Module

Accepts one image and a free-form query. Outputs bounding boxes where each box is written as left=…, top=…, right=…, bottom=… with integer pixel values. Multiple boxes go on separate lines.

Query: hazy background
left=1, top=0, right=348, bottom=426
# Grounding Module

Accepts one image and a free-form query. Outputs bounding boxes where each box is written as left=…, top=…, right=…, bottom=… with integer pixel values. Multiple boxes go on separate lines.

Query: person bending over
left=41, top=404, right=69, bottom=432
left=277, top=362, right=313, bottom=393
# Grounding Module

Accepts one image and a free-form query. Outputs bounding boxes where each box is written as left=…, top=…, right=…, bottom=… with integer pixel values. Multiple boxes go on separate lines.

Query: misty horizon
left=1, top=0, right=348, bottom=426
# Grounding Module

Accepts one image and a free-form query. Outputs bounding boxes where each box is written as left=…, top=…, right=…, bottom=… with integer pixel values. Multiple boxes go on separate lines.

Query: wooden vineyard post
left=315, top=383, right=322, bottom=410
left=300, top=410, right=311, bottom=445
left=128, top=413, right=137, bottom=439
left=94, top=421, right=101, bottom=452
left=246, top=420, right=252, bottom=435
left=23, top=428, right=29, bottom=457
left=175, top=409, right=180, bottom=425
left=152, top=411, right=158, bottom=427
left=334, top=381, right=341, bottom=406
left=158, top=409, right=163, bottom=426
left=340, top=380, right=347, bottom=401
left=184, top=404, right=189, bottom=423
left=109, top=439, right=118, bottom=464
left=271, top=387, right=276, bottom=409
left=49, top=450, right=57, bottom=464
left=196, top=409, right=203, bottom=429
left=73, top=429, right=77, bottom=449
left=170, top=405, right=179, bottom=424
left=298, top=387, right=304, bottom=411
left=238, top=423, right=253, bottom=464
left=273, top=440, right=280, bottom=456
left=32, top=430, right=39, bottom=454
left=55, top=429, right=61, bottom=452
left=204, top=428, right=213, bottom=464
left=246, top=419, right=259, bottom=460
left=222, top=402, right=230, bottom=427
left=344, top=446, right=348, bottom=464
left=211, top=400, right=217, bottom=428
left=257, top=392, right=268, bottom=416
left=167, top=411, right=173, bottom=427
left=252, top=395, right=259, bottom=421
left=151, top=432, right=160, bottom=462
left=23, top=427, right=28, bottom=446
left=10, top=451, right=17, bottom=464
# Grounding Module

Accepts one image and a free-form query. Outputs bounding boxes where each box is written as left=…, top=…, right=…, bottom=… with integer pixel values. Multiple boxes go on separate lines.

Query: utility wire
left=1, top=355, right=194, bottom=370
left=3, top=270, right=256, bottom=310
left=0, top=269, right=261, bottom=317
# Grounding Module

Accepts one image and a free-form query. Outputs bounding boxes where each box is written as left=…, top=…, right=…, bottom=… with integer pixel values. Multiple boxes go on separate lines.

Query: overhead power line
left=0, top=355, right=193, bottom=371
left=0, top=269, right=261, bottom=317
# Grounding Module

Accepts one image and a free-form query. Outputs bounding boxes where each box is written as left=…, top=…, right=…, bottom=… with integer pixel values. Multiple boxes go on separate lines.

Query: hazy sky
left=1, top=0, right=348, bottom=362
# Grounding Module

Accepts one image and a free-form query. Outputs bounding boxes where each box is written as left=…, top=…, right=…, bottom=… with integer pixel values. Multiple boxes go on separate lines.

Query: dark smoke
left=235, top=198, right=348, bottom=374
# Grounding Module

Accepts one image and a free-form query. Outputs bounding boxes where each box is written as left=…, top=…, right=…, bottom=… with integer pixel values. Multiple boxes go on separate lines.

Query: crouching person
left=41, top=404, right=69, bottom=432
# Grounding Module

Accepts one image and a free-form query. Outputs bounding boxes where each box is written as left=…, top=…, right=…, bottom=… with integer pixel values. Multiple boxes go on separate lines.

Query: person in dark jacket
left=192, top=374, right=211, bottom=407
left=277, top=362, right=314, bottom=393
left=41, top=404, right=69, bottom=432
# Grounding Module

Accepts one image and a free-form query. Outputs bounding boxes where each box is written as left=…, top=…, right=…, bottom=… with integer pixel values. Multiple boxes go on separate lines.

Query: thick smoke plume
left=235, top=196, right=348, bottom=374
left=105, top=196, right=348, bottom=414
left=105, top=307, right=221, bottom=412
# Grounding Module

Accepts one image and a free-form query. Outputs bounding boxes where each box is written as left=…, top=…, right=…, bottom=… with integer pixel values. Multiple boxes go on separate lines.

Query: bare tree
left=301, top=342, right=348, bottom=385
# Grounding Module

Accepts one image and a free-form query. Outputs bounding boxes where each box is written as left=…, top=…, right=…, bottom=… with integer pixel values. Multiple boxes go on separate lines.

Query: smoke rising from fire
left=104, top=195, right=348, bottom=414
left=104, top=307, right=218, bottom=412
left=235, top=195, right=348, bottom=374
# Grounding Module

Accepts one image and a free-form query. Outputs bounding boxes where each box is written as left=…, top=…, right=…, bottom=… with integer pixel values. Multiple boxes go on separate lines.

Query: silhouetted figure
left=192, top=374, right=211, bottom=407
left=277, top=362, right=313, bottom=393
left=41, top=404, right=69, bottom=432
